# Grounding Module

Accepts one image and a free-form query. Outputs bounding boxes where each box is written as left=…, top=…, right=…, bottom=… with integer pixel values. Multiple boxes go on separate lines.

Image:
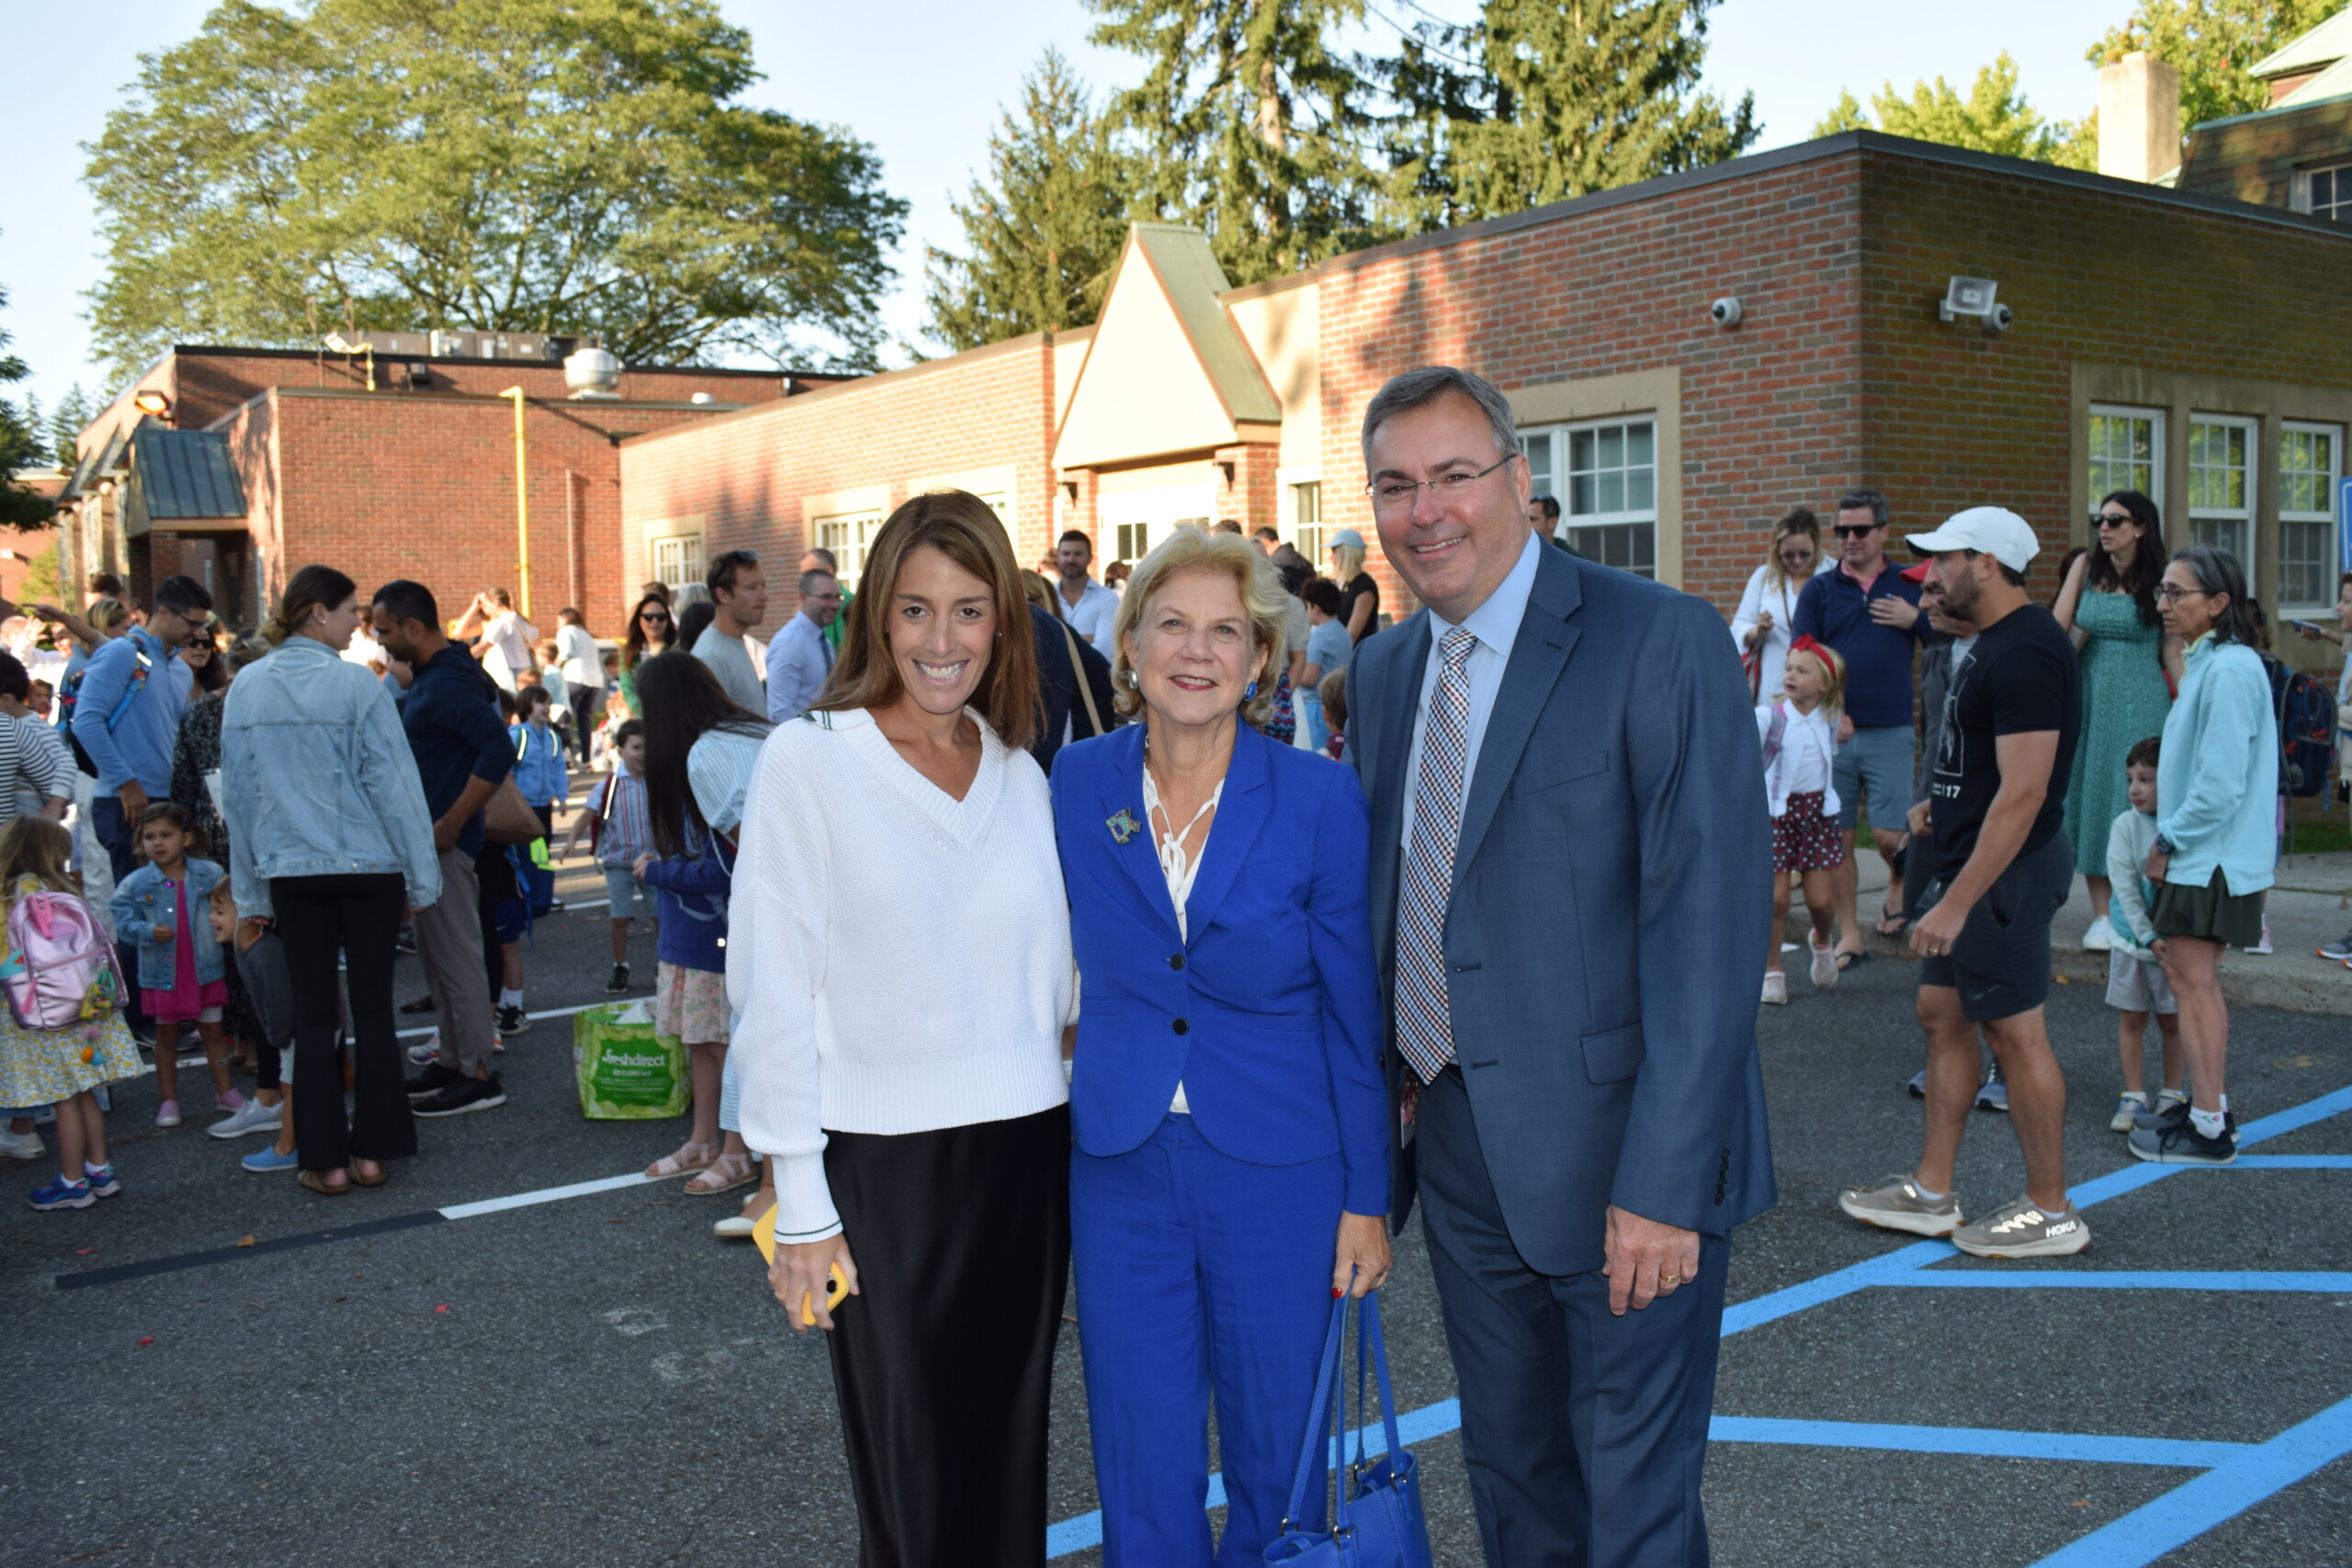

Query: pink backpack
left=2, top=890, right=120, bottom=1030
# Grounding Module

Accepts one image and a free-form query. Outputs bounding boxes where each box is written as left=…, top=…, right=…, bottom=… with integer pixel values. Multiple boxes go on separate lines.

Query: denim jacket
left=110, top=858, right=228, bottom=991
left=220, top=637, right=443, bottom=920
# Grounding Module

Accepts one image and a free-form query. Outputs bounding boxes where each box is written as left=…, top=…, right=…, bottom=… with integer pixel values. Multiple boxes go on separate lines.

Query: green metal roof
left=128, top=427, right=246, bottom=520
left=2252, top=6, right=2352, bottom=81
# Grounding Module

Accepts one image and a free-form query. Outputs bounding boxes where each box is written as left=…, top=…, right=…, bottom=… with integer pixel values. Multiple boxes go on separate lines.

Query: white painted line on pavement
left=396, top=999, right=609, bottom=1039
left=439, top=1169, right=659, bottom=1221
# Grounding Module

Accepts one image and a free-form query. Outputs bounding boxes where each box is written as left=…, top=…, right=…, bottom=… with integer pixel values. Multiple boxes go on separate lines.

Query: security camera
left=1989, top=303, right=2015, bottom=333
left=1710, top=297, right=1744, bottom=329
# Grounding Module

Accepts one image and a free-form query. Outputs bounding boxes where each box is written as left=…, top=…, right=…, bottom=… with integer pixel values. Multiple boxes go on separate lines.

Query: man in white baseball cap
left=1839, top=505, right=2090, bottom=1258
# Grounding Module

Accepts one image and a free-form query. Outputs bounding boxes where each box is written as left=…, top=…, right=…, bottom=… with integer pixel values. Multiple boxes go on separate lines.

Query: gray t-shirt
left=692, top=625, right=765, bottom=714
left=1306, top=618, right=1352, bottom=680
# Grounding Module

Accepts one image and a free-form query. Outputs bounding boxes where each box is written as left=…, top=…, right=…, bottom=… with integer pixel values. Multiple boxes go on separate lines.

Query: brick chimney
left=2098, top=51, right=2182, bottom=183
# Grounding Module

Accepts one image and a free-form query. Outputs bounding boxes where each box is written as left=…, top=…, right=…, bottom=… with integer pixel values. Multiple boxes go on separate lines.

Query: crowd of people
left=1, top=353, right=2346, bottom=1568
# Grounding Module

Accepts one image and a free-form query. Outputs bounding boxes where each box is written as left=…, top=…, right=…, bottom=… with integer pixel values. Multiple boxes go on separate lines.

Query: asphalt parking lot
left=3, top=774, right=2347, bottom=1568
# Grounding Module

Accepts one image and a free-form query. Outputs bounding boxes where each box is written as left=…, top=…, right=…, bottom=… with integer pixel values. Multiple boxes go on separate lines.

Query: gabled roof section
left=127, top=428, right=247, bottom=521
left=2276, top=58, right=2352, bottom=107
left=1054, top=225, right=1281, bottom=470
left=62, top=420, right=135, bottom=502
left=2252, top=6, right=2352, bottom=81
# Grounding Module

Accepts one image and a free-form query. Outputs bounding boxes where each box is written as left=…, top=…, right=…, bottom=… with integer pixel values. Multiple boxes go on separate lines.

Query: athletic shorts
left=2105, top=946, right=2177, bottom=1015
left=1917, top=830, right=2071, bottom=1022
left=1832, top=724, right=1915, bottom=833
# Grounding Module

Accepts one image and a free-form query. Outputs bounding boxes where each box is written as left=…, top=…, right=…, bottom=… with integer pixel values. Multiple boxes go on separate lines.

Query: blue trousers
left=1072, top=1114, right=1341, bottom=1568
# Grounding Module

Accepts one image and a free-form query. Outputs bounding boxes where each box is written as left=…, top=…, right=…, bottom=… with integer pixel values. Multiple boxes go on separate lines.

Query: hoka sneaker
left=1951, top=1196, right=2089, bottom=1258
left=1838, top=1174, right=1962, bottom=1237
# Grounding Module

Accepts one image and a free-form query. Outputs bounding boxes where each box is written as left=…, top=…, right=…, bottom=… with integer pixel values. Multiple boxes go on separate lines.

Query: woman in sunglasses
left=617, top=593, right=676, bottom=718
left=1732, top=506, right=1831, bottom=701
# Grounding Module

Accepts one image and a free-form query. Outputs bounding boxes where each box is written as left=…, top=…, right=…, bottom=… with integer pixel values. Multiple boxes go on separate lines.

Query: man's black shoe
left=399, top=995, right=436, bottom=1015
left=413, top=1074, right=507, bottom=1118
left=496, top=1004, right=530, bottom=1036
left=404, top=1060, right=465, bottom=1101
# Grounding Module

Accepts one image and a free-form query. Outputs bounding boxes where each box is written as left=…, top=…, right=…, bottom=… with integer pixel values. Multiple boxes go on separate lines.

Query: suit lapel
left=1178, top=722, right=1272, bottom=944
left=1098, top=726, right=1180, bottom=937
left=1452, top=547, right=1584, bottom=886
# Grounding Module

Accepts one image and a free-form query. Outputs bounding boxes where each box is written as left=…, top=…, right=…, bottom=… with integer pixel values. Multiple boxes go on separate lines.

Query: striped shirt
left=591, top=769, right=653, bottom=867
left=0, top=711, right=72, bottom=825
left=686, top=727, right=768, bottom=839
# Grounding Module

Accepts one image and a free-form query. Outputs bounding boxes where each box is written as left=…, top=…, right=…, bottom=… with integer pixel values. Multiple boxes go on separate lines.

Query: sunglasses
left=1833, top=524, right=1881, bottom=538
left=2093, top=513, right=2135, bottom=530
left=639, top=610, right=671, bottom=623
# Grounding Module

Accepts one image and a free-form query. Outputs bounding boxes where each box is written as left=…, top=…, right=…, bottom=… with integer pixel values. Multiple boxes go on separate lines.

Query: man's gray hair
left=1360, top=366, right=1521, bottom=471
left=798, top=568, right=837, bottom=598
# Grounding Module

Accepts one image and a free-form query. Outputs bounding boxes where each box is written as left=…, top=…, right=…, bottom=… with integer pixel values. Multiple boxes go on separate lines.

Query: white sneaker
left=2109, top=1092, right=2151, bottom=1134
left=207, top=1098, right=284, bottom=1140
left=2081, top=915, right=2113, bottom=952
left=1760, top=971, right=1788, bottom=1006
left=0, top=1128, right=43, bottom=1160
left=2245, top=917, right=2273, bottom=955
left=1809, top=939, right=1839, bottom=990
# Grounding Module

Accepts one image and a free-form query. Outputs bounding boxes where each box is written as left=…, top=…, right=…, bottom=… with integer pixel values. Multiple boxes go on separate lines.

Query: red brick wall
left=1317, top=156, right=1869, bottom=622
left=619, top=338, right=1059, bottom=621
left=1214, top=441, right=1283, bottom=535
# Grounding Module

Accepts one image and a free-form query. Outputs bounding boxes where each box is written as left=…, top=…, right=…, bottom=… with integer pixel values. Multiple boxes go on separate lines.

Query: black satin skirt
left=823, top=1103, right=1072, bottom=1568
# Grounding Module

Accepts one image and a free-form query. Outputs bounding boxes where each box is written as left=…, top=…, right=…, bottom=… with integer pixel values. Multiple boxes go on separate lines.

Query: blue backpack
left=2262, top=654, right=2339, bottom=798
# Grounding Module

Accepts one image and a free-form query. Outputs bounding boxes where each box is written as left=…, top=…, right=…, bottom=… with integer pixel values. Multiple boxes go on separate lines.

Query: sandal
left=298, top=1169, right=350, bottom=1197
left=1873, top=901, right=1911, bottom=939
left=684, top=1152, right=757, bottom=1196
left=646, top=1141, right=720, bottom=1180
left=1836, top=949, right=1872, bottom=972
left=348, top=1159, right=386, bottom=1188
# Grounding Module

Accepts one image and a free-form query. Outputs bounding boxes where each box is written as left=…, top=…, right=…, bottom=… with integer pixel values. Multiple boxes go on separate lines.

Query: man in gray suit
left=1348, top=367, right=1775, bottom=1566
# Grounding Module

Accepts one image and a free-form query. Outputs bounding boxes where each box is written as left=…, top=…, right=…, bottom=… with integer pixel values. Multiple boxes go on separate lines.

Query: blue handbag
left=1262, top=1290, right=1433, bottom=1568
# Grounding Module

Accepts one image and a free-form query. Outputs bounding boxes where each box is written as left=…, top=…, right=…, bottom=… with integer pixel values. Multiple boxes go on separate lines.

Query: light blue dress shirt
left=763, top=612, right=834, bottom=725
left=1400, top=528, right=1544, bottom=851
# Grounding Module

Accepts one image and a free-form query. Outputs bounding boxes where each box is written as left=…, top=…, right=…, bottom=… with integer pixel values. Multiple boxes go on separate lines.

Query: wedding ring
left=1660, top=1272, right=1680, bottom=1285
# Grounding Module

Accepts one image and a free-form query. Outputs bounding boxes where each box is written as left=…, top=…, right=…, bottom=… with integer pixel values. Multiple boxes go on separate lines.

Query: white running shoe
left=2081, top=915, right=2113, bottom=952
left=1760, top=971, right=1788, bottom=1006
left=2245, top=917, right=2273, bottom=955
left=1809, top=938, right=1839, bottom=990
left=208, top=1098, right=284, bottom=1140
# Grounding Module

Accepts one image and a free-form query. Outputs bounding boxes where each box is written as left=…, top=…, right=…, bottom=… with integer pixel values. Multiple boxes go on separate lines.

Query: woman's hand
left=769, top=1235, right=859, bottom=1334
left=1332, top=1213, right=1391, bottom=1299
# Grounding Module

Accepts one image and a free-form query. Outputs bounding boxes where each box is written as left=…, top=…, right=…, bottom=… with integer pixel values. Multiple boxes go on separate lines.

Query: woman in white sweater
left=1731, top=506, right=1833, bottom=700
left=730, top=491, right=1070, bottom=1567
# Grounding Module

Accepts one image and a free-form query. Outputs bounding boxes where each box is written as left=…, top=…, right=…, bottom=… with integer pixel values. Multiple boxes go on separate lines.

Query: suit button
left=1169, top=953, right=1185, bottom=971
left=1171, top=1019, right=1189, bottom=1035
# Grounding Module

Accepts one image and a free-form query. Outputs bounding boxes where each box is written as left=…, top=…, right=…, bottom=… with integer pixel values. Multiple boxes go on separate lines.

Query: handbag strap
left=1279, top=1291, right=1351, bottom=1537
left=1060, top=619, right=1106, bottom=739
left=1353, top=1292, right=1408, bottom=1485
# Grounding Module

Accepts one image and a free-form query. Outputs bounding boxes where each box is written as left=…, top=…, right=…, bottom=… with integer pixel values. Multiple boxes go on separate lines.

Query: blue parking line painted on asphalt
left=2026, top=1393, right=2352, bottom=1568
left=1707, top=1417, right=2249, bottom=1470
left=1042, top=1080, right=2352, bottom=1560
left=1890, top=1269, right=2352, bottom=1292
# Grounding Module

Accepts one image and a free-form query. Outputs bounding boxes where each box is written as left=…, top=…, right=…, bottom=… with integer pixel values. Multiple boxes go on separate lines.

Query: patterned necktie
left=1395, top=626, right=1477, bottom=1084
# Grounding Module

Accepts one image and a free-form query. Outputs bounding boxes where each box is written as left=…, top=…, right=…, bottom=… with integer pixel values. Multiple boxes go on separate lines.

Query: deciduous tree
left=2089, top=0, right=2342, bottom=130
left=1812, top=53, right=2095, bottom=170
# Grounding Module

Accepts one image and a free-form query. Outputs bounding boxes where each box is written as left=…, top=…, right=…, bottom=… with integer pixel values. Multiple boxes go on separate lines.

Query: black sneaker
left=399, top=994, right=436, bottom=1015
left=413, top=1074, right=507, bottom=1118
left=2128, top=1118, right=2237, bottom=1166
left=496, top=1004, right=530, bottom=1036
left=605, top=964, right=629, bottom=995
left=404, top=1060, right=465, bottom=1101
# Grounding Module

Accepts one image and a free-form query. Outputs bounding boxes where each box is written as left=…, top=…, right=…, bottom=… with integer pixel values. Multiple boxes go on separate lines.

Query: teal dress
left=2062, top=589, right=2172, bottom=877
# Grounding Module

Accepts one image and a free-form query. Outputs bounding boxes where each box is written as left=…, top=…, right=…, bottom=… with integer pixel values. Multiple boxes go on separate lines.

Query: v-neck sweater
left=729, top=705, right=1075, bottom=1243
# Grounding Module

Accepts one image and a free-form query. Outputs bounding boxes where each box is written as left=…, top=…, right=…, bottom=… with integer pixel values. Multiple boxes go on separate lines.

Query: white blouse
left=728, top=707, right=1074, bottom=1244
left=1142, top=758, right=1223, bottom=1114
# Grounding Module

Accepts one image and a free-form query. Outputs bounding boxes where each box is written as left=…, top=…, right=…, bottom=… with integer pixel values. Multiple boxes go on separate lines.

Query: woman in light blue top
left=2134, top=546, right=2276, bottom=1167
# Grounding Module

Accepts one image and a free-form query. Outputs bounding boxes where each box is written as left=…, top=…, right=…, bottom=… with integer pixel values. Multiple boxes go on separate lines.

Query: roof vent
left=565, top=344, right=622, bottom=400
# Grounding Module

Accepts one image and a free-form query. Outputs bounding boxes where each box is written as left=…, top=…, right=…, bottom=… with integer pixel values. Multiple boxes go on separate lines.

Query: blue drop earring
left=1243, top=680, right=1260, bottom=701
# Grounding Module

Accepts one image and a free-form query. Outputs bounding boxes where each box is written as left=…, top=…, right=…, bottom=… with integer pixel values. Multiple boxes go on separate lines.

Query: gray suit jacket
left=1351, top=544, right=1777, bottom=1275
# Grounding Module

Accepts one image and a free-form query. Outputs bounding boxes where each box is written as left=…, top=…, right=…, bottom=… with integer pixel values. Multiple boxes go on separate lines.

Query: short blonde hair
left=1111, top=525, right=1288, bottom=728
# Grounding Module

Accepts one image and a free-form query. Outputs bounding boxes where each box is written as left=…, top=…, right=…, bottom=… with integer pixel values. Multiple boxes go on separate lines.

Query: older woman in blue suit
left=1054, top=525, right=1390, bottom=1566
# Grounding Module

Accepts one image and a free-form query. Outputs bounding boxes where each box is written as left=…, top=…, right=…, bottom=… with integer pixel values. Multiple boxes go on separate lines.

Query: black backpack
left=2261, top=653, right=2339, bottom=798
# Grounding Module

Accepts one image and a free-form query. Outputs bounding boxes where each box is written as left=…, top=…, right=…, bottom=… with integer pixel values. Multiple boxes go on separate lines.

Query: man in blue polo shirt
left=74, top=573, right=208, bottom=1043
left=371, top=580, right=514, bottom=1119
left=1793, top=488, right=1927, bottom=967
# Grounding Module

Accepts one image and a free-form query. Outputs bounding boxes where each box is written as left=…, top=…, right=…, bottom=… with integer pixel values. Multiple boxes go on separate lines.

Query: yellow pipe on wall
left=500, top=387, right=530, bottom=618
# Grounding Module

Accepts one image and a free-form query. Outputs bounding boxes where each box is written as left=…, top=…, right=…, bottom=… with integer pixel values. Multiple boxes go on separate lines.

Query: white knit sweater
left=728, top=706, right=1073, bottom=1243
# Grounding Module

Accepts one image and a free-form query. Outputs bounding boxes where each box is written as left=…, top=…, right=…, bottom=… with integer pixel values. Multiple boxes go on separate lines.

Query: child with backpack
left=109, top=802, right=233, bottom=1129
left=2103, top=736, right=2185, bottom=1131
left=1758, top=635, right=1847, bottom=1005
left=0, top=817, right=139, bottom=1210
left=560, top=719, right=652, bottom=994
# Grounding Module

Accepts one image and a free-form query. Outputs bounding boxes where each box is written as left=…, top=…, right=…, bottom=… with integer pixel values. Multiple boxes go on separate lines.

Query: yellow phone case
left=751, top=1205, right=850, bottom=1325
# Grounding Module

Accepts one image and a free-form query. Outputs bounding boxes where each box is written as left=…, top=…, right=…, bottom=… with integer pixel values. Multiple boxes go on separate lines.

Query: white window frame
left=2279, top=420, right=2344, bottom=609
left=2086, top=404, right=2165, bottom=513
left=2291, top=163, right=2352, bottom=222
left=1527, top=415, right=1658, bottom=577
left=812, top=509, right=886, bottom=592
left=1279, top=464, right=1325, bottom=564
left=2187, top=413, right=2259, bottom=580
left=650, top=533, right=705, bottom=598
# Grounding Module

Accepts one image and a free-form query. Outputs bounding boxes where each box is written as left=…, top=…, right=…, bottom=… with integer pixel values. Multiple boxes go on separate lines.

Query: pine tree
left=923, top=51, right=1141, bottom=354
left=46, top=385, right=96, bottom=469
left=1086, top=0, right=1388, bottom=286
left=0, top=279, right=57, bottom=528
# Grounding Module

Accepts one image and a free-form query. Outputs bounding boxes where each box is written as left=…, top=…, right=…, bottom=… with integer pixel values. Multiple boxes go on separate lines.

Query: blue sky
left=2, top=0, right=2132, bottom=419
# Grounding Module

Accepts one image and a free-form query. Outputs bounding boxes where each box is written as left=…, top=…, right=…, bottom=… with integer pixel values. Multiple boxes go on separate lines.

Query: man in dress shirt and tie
left=763, top=569, right=842, bottom=724
left=1346, top=367, right=1774, bottom=1567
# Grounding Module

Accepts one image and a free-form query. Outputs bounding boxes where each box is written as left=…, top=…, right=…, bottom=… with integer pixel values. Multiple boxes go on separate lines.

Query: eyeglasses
left=2154, top=583, right=2208, bottom=603
left=1364, top=454, right=1518, bottom=511
left=2093, top=513, right=2135, bottom=530
left=1833, top=524, right=1882, bottom=539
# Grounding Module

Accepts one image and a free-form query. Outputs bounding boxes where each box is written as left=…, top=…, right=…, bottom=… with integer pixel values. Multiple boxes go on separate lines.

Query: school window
left=1114, top=522, right=1151, bottom=562
left=1526, top=418, right=1657, bottom=577
left=2086, top=406, right=2163, bottom=509
left=814, top=509, right=885, bottom=592
left=2279, top=422, right=2343, bottom=608
left=1288, top=481, right=1324, bottom=564
left=650, top=533, right=705, bottom=597
left=2187, top=414, right=2257, bottom=575
left=2299, top=163, right=2351, bottom=223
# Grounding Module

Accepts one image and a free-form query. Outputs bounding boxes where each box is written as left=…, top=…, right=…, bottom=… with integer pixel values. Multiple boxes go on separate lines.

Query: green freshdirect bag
left=573, top=1000, right=690, bottom=1120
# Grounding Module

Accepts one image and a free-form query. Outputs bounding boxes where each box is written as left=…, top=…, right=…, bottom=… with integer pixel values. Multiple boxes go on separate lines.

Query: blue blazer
left=1054, top=722, right=1389, bottom=1215
left=1349, top=544, right=1777, bottom=1274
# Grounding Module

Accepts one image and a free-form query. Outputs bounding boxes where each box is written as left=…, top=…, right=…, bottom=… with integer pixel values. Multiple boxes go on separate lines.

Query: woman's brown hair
left=816, top=490, right=1039, bottom=750
left=260, top=564, right=357, bottom=647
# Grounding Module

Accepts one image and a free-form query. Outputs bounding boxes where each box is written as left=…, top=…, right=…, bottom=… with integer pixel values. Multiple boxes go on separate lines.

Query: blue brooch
left=1106, top=808, right=1143, bottom=845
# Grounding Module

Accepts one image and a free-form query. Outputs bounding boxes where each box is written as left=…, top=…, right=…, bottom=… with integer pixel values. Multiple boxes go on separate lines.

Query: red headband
left=1789, top=634, right=1826, bottom=660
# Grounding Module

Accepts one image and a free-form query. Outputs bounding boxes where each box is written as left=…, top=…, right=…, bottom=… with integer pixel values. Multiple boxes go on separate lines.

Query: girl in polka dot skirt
left=1758, top=636, right=1848, bottom=1005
